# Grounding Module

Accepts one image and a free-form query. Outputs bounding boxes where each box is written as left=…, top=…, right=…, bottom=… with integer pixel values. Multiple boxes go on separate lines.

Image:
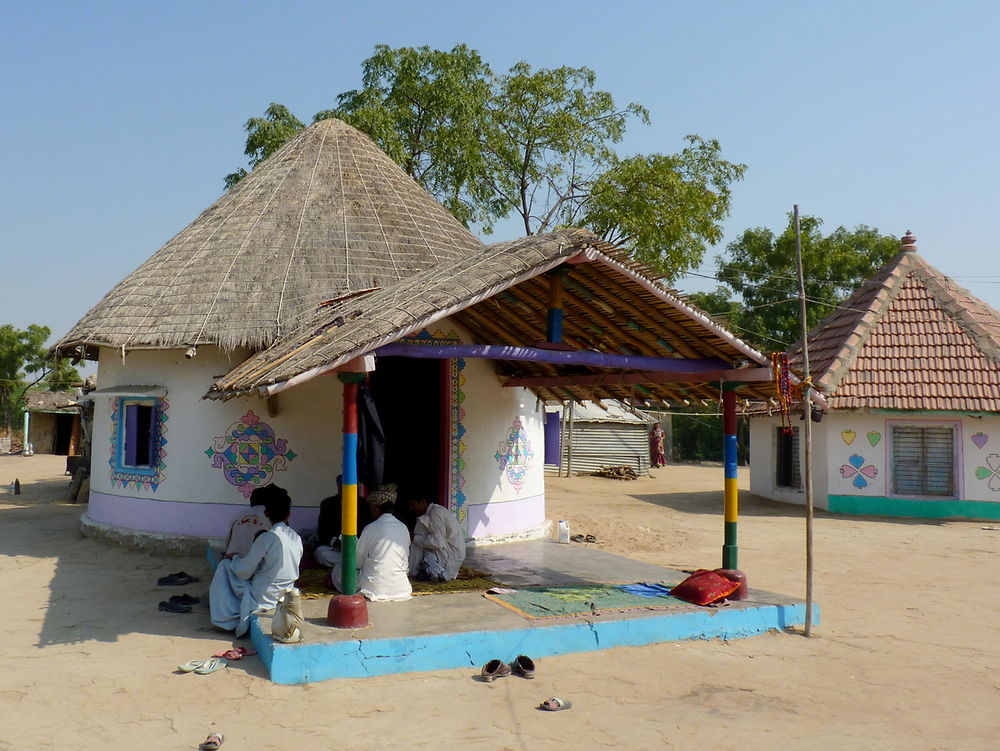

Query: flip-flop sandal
left=169, top=594, right=201, bottom=605
left=157, top=571, right=200, bottom=586
left=200, top=732, right=224, bottom=750
left=480, top=659, right=511, bottom=682
left=194, top=658, right=226, bottom=675
left=512, top=655, right=536, bottom=679
left=177, top=660, right=206, bottom=673
left=212, top=646, right=258, bottom=660
left=570, top=534, right=586, bottom=543
left=158, top=600, right=192, bottom=613
left=539, top=697, right=572, bottom=711
left=584, top=534, right=600, bottom=544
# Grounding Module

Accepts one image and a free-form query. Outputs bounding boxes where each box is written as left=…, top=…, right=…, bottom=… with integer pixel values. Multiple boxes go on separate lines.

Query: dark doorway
left=368, top=356, right=447, bottom=528
left=54, top=414, right=75, bottom=455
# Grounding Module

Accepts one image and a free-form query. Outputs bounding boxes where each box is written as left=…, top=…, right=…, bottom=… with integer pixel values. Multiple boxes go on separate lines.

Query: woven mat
left=295, top=567, right=499, bottom=600
left=483, top=582, right=686, bottom=620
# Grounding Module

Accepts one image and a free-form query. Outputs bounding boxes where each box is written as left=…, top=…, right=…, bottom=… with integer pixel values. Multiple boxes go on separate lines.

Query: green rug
left=296, top=567, right=499, bottom=599
left=484, top=582, right=687, bottom=620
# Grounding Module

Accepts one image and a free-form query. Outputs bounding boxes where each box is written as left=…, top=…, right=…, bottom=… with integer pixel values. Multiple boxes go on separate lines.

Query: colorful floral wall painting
left=971, top=432, right=989, bottom=450
left=206, top=410, right=296, bottom=498
left=841, top=430, right=856, bottom=445
left=398, top=329, right=467, bottom=521
left=866, top=431, right=881, bottom=447
left=974, top=454, right=1000, bottom=491
left=496, top=418, right=535, bottom=493
left=109, top=398, right=169, bottom=492
left=840, top=454, right=878, bottom=489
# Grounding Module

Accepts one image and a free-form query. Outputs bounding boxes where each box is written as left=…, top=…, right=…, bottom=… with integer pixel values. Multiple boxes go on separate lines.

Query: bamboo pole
left=794, top=205, right=816, bottom=637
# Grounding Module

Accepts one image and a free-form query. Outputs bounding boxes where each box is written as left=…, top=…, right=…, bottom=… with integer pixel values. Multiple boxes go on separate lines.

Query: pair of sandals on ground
left=480, top=655, right=571, bottom=711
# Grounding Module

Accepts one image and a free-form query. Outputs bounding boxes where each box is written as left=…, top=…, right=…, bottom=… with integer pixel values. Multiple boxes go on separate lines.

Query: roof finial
left=900, top=230, right=917, bottom=251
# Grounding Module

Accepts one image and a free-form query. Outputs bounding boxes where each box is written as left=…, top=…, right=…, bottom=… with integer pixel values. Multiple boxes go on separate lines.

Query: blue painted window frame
left=115, top=397, right=160, bottom=475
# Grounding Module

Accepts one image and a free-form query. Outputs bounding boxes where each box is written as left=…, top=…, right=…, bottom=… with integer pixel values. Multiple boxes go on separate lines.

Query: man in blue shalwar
left=209, top=485, right=302, bottom=636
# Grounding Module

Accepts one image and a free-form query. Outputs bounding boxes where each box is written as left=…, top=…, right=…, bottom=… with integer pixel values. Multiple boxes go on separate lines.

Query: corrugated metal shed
left=545, top=401, right=656, bottom=476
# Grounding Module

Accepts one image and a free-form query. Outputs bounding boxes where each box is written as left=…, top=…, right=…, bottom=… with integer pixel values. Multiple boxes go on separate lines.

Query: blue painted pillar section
left=546, top=308, right=564, bottom=343
left=544, top=411, right=561, bottom=465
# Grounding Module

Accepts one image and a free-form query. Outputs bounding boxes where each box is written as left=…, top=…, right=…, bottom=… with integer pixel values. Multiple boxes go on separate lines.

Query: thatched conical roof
left=55, top=118, right=484, bottom=354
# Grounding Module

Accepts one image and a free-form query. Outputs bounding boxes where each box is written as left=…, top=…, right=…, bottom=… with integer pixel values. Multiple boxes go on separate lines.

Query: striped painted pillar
left=338, top=372, right=366, bottom=595
left=722, top=383, right=739, bottom=570
left=546, top=271, right=565, bottom=343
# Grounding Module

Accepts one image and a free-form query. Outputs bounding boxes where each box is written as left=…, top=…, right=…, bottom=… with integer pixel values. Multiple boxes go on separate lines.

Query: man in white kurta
left=331, top=484, right=412, bottom=602
left=407, top=498, right=466, bottom=581
left=224, top=501, right=272, bottom=558
left=210, top=488, right=303, bottom=636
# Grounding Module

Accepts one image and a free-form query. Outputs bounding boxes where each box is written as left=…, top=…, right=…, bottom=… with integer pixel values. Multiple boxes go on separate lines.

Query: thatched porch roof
left=208, top=228, right=780, bottom=407
left=54, top=119, right=483, bottom=356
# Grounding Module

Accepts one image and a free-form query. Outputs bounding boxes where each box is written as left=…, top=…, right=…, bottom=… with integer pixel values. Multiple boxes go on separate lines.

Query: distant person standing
left=650, top=424, right=667, bottom=469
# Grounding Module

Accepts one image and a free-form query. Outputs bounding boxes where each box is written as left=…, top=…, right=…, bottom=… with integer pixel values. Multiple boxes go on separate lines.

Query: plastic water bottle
left=558, top=520, right=570, bottom=543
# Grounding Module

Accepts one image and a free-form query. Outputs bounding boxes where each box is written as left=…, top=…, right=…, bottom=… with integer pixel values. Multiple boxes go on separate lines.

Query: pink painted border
left=884, top=419, right=964, bottom=500
left=86, top=491, right=319, bottom=538
left=466, top=494, right=544, bottom=539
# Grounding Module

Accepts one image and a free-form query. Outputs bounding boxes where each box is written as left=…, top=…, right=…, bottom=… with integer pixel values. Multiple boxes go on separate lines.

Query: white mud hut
left=56, top=119, right=786, bottom=560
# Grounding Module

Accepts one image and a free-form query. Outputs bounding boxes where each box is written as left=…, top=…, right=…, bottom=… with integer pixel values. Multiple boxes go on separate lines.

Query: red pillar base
left=716, top=569, right=749, bottom=601
left=327, top=594, right=369, bottom=628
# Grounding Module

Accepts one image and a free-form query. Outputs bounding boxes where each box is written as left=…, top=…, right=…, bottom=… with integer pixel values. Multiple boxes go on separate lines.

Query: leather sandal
left=480, top=659, right=511, bottom=682
left=512, top=654, right=536, bottom=678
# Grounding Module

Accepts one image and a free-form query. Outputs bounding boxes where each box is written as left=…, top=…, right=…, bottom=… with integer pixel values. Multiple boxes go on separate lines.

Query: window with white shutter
left=890, top=425, right=955, bottom=497
left=775, top=426, right=801, bottom=489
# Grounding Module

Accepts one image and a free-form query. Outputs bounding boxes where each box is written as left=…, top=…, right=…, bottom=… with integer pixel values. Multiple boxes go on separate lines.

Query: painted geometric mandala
left=495, top=417, right=534, bottom=493
left=205, top=410, right=296, bottom=498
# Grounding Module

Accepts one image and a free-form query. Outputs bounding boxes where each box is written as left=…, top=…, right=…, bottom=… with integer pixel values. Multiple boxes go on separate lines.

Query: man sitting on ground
left=313, top=476, right=370, bottom=567
left=407, top=495, right=466, bottom=582
left=223, top=485, right=274, bottom=558
left=327, top=484, right=411, bottom=602
left=209, top=485, right=303, bottom=636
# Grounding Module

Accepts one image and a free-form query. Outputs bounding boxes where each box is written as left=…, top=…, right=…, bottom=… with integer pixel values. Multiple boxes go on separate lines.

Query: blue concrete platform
left=250, top=540, right=816, bottom=684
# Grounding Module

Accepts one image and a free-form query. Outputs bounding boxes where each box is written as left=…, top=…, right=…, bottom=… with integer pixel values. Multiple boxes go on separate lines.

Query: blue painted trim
left=828, top=494, right=1000, bottom=520
left=250, top=601, right=817, bottom=684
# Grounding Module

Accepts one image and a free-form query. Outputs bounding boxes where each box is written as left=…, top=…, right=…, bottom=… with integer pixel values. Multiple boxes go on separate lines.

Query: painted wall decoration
left=109, top=398, right=169, bottom=492
left=841, top=430, right=856, bottom=445
left=866, top=431, right=881, bottom=447
left=971, top=432, right=989, bottom=450
left=206, top=410, right=296, bottom=498
left=398, top=328, right=467, bottom=521
left=495, top=417, right=535, bottom=492
left=974, top=454, right=1000, bottom=491
left=840, top=454, right=879, bottom=489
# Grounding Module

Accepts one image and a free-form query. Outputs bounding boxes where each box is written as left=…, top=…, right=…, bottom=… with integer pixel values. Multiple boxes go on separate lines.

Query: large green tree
left=224, top=45, right=745, bottom=278
left=698, top=215, right=900, bottom=351
left=0, top=324, right=81, bottom=431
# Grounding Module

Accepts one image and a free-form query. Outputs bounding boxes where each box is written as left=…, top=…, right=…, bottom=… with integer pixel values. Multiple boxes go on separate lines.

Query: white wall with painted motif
left=751, top=411, right=1000, bottom=513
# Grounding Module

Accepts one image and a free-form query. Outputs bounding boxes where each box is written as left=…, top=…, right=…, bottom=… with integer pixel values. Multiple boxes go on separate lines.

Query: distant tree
left=0, top=324, right=80, bottom=431
left=707, top=215, right=900, bottom=351
left=224, top=104, right=305, bottom=190
left=224, top=45, right=745, bottom=278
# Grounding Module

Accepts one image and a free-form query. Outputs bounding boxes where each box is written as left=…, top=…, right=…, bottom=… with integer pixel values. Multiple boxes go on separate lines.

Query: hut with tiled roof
left=750, top=231, right=1000, bottom=520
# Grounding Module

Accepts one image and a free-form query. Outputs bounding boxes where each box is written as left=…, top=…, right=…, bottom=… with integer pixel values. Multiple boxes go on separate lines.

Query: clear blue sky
left=5, top=1, right=999, bottom=344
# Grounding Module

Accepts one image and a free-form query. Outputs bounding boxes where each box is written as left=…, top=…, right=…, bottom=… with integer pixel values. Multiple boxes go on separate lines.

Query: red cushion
left=670, top=569, right=741, bottom=605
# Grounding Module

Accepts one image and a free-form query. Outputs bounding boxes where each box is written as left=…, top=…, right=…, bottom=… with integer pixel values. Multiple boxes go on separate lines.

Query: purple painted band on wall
left=87, top=491, right=320, bottom=538
left=375, top=343, right=730, bottom=374
left=466, top=494, right=545, bottom=539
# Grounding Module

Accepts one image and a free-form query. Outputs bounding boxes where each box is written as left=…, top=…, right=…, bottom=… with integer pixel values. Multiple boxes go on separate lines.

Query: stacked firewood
left=591, top=465, right=639, bottom=480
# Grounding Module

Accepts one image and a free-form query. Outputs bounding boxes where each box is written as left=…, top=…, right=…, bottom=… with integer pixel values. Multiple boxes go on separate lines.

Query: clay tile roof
left=790, top=245, right=1000, bottom=412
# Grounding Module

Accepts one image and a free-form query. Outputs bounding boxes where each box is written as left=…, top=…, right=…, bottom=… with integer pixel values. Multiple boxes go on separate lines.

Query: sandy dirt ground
left=1, top=454, right=997, bottom=750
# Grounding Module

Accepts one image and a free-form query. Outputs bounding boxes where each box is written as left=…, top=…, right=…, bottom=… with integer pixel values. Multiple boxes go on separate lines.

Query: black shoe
left=169, top=594, right=201, bottom=606
left=157, top=571, right=200, bottom=586
left=158, top=600, right=192, bottom=613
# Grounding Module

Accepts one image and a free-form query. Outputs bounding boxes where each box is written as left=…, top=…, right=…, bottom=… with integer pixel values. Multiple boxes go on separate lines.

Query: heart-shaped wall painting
left=841, top=430, right=856, bottom=445
left=972, top=432, right=989, bottom=450
left=867, top=431, right=881, bottom=447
